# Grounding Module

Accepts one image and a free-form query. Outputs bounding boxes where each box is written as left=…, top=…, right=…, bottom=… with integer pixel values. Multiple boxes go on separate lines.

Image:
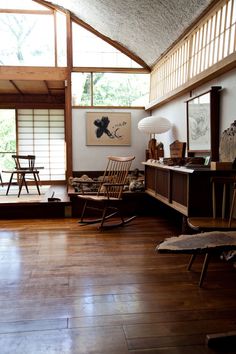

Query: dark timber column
left=65, top=10, right=73, bottom=180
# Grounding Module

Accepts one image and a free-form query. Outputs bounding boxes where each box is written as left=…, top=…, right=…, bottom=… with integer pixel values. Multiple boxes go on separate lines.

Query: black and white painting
left=86, top=112, right=131, bottom=145
left=187, top=92, right=211, bottom=152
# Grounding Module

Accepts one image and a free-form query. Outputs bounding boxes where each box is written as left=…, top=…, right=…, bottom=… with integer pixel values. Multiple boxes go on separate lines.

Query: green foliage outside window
left=72, top=72, right=150, bottom=107
left=0, top=110, right=16, bottom=174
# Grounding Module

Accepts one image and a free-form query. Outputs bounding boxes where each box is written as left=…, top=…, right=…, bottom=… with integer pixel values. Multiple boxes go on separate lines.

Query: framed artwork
left=86, top=112, right=131, bottom=146
left=186, top=86, right=221, bottom=161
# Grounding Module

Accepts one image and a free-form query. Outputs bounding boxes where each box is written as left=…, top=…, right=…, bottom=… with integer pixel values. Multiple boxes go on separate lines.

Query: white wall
left=72, top=68, right=236, bottom=170
left=72, top=108, right=148, bottom=171
left=151, top=67, right=236, bottom=157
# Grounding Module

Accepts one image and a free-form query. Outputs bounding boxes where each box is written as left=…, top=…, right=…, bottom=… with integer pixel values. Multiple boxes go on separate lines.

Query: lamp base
left=146, top=138, right=164, bottom=160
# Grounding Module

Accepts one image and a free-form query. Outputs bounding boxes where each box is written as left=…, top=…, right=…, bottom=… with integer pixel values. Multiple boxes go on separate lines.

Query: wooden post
left=65, top=10, right=73, bottom=181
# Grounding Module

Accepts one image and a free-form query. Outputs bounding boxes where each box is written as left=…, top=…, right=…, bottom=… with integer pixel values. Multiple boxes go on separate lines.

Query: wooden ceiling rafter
left=0, top=93, right=65, bottom=107
left=0, top=67, right=66, bottom=104
left=9, top=80, right=24, bottom=95
left=72, top=66, right=150, bottom=73
left=0, top=66, right=67, bottom=81
left=44, top=80, right=51, bottom=95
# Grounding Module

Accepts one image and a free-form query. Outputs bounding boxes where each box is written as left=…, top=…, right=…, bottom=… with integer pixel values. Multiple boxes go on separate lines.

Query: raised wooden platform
left=0, top=185, right=71, bottom=219
left=0, top=183, right=181, bottom=219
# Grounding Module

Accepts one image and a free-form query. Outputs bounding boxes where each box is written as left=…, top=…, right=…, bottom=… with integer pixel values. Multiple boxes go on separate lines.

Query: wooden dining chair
left=186, top=177, right=236, bottom=286
left=78, top=155, right=136, bottom=230
left=4, top=155, right=42, bottom=197
left=187, top=176, right=236, bottom=232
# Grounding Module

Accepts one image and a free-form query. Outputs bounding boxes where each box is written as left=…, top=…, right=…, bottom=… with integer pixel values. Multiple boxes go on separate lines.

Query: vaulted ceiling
left=45, top=0, right=215, bottom=68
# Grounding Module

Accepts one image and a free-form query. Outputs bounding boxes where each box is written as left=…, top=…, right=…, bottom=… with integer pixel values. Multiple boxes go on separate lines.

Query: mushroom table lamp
left=138, top=116, right=171, bottom=160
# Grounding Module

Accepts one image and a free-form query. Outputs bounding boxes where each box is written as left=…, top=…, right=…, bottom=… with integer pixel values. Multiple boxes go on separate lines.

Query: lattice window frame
left=149, top=0, right=236, bottom=107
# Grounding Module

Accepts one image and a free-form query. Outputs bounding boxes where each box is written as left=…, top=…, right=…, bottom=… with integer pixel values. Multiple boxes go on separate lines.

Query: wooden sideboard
left=144, top=162, right=235, bottom=217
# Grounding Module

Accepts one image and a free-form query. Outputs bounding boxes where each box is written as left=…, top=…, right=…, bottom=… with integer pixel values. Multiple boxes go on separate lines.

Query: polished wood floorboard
left=0, top=216, right=235, bottom=353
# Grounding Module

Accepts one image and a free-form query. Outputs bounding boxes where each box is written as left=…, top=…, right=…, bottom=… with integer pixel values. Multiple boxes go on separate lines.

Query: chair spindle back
left=12, top=155, right=36, bottom=170
left=98, top=156, right=135, bottom=199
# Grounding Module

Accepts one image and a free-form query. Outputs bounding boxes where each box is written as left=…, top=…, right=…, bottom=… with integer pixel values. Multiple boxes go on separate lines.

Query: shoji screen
left=17, top=109, right=65, bottom=181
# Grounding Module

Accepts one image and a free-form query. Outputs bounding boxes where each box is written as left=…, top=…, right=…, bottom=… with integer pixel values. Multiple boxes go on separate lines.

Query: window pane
left=0, top=0, right=46, bottom=10
left=0, top=110, right=16, bottom=178
left=72, top=23, right=141, bottom=68
left=56, top=12, right=67, bottom=67
left=93, top=73, right=150, bottom=106
left=0, top=13, right=55, bottom=66
left=72, top=73, right=91, bottom=106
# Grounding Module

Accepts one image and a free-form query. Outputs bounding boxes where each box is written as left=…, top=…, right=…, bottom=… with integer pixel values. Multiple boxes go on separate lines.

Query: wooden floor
left=0, top=216, right=236, bottom=353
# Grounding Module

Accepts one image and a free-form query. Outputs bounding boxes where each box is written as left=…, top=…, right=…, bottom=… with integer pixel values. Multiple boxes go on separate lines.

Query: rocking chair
left=78, top=155, right=136, bottom=230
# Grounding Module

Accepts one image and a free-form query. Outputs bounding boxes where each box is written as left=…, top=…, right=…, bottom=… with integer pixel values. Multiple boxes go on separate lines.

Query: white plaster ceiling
left=45, top=0, right=214, bottom=68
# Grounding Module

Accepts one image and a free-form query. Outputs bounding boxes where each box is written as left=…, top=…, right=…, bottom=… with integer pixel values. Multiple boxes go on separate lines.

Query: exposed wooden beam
left=72, top=67, right=150, bottom=74
left=0, top=67, right=68, bottom=81
left=65, top=78, right=73, bottom=179
left=65, top=11, right=73, bottom=180
left=73, top=105, right=145, bottom=109
left=9, top=80, right=24, bottom=95
left=43, top=80, right=51, bottom=95
left=33, top=0, right=63, bottom=13
left=0, top=102, right=65, bottom=109
left=66, top=11, right=73, bottom=70
left=0, top=94, right=65, bottom=107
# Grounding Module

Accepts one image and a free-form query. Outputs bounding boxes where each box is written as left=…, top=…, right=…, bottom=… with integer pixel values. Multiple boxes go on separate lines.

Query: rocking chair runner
left=78, top=155, right=136, bottom=229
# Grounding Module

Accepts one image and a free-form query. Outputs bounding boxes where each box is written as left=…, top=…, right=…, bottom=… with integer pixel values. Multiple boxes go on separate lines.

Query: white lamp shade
left=138, top=116, right=171, bottom=134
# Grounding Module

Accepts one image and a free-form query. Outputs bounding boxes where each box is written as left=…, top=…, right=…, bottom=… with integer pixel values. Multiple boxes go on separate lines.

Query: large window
left=56, top=11, right=67, bottom=67
left=0, top=0, right=67, bottom=67
left=72, top=73, right=91, bottom=106
left=0, top=0, right=44, bottom=10
left=0, top=13, right=54, bottom=66
left=72, top=22, right=141, bottom=68
left=72, top=72, right=150, bottom=107
left=17, top=109, right=65, bottom=181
